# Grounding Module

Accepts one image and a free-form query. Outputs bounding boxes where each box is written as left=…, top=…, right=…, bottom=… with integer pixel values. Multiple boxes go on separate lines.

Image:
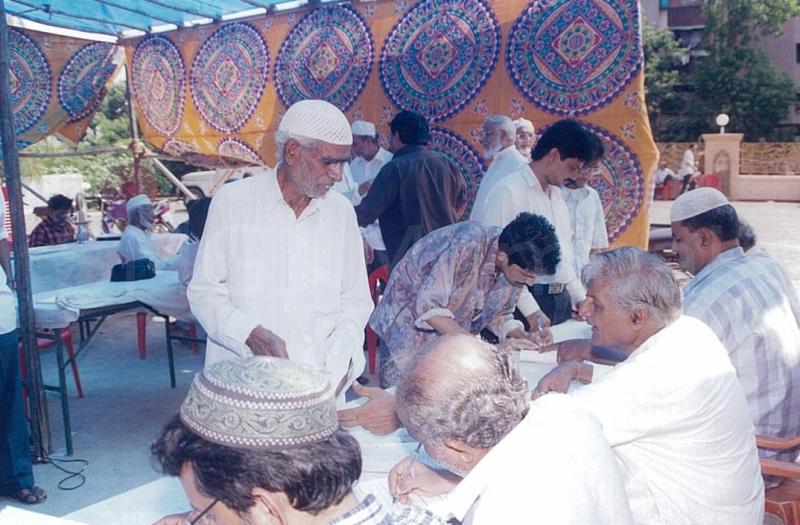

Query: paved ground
left=2, top=199, right=798, bottom=519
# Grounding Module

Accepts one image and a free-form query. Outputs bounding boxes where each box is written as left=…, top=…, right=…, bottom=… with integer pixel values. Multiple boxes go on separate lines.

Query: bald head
left=397, top=335, right=528, bottom=451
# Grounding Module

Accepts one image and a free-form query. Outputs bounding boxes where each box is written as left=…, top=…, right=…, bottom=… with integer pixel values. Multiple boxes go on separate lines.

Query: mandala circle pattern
left=274, top=6, right=373, bottom=111
left=9, top=29, right=51, bottom=135
left=379, top=0, right=500, bottom=121
left=217, top=138, right=264, bottom=165
left=428, top=127, right=485, bottom=215
left=506, top=0, right=641, bottom=116
left=132, top=35, right=185, bottom=136
left=191, top=22, right=269, bottom=133
left=58, top=42, right=117, bottom=121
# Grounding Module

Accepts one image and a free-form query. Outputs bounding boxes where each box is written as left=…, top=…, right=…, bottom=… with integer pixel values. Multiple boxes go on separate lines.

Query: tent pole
left=124, top=61, right=142, bottom=194
left=0, top=0, right=52, bottom=459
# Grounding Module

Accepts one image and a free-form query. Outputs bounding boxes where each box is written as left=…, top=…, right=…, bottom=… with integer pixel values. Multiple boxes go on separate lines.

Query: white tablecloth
left=33, top=271, right=191, bottom=329
left=24, top=233, right=186, bottom=294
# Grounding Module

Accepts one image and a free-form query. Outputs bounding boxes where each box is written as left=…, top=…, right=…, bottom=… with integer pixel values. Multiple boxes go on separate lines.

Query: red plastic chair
left=19, top=327, right=84, bottom=398
left=365, top=266, right=389, bottom=374
left=137, top=313, right=199, bottom=359
left=696, top=173, right=722, bottom=190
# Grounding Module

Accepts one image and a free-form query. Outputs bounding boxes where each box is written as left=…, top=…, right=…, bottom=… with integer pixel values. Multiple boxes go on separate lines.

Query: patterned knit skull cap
left=278, top=99, right=353, bottom=146
left=670, top=188, right=730, bottom=222
left=351, top=120, right=376, bottom=137
left=513, top=118, right=535, bottom=134
left=180, top=357, right=338, bottom=450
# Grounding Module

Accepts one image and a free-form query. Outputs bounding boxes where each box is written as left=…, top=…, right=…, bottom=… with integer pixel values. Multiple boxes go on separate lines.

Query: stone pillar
left=701, top=133, right=743, bottom=199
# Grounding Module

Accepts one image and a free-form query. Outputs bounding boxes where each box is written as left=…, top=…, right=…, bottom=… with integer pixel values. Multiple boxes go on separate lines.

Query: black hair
left=187, top=197, right=211, bottom=240
left=531, top=119, right=597, bottom=164
left=588, top=132, right=605, bottom=164
left=48, top=194, right=72, bottom=211
left=498, top=212, right=560, bottom=275
left=152, top=415, right=361, bottom=516
left=389, top=111, right=430, bottom=145
left=680, top=204, right=739, bottom=242
left=738, top=219, right=756, bottom=251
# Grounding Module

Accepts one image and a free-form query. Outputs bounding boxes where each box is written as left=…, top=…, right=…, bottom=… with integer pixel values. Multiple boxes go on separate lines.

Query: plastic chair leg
left=188, top=323, right=199, bottom=355
left=137, top=312, right=147, bottom=359
left=61, top=329, right=84, bottom=398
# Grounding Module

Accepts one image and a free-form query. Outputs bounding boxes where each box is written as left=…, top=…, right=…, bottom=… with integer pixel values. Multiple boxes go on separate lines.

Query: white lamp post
left=716, top=113, right=729, bottom=134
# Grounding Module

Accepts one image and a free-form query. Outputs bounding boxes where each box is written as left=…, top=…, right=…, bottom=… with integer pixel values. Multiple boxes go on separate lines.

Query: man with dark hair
left=476, top=119, right=601, bottom=327
left=29, top=194, right=75, bottom=247
left=346, top=212, right=559, bottom=392
left=670, top=188, right=800, bottom=468
left=354, top=110, right=466, bottom=267
left=152, top=356, right=441, bottom=525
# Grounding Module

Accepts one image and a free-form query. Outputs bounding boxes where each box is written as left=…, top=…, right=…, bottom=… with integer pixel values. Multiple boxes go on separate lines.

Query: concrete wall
left=734, top=175, right=800, bottom=202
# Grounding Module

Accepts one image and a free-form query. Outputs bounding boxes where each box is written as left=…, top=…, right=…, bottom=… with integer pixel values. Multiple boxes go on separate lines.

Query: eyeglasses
left=187, top=498, right=219, bottom=525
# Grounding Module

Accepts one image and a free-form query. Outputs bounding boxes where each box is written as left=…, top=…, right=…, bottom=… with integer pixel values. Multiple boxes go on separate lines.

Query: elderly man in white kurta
left=469, top=115, right=528, bottom=224
left=535, top=248, right=764, bottom=525
left=478, top=119, right=600, bottom=325
left=188, top=100, right=373, bottom=398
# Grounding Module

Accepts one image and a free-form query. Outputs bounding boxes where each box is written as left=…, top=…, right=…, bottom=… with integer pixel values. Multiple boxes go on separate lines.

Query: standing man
left=368, top=212, right=560, bottom=387
left=678, top=144, right=697, bottom=193
left=671, top=188, right=800, bottom=463
left=354, top=110, right=466, bottom=267
left=0, top=190, right=46, bottom=504
left=188, top=100, right=373, bottom=399
left=28, top=194, right=75, bottom=247
left=470, top=115, right=528, bottom=223
left=118, top=194, right=178, bottom=270
left=561, top=137, right=609, bottom=279
left=477, top=119, right=600, bottom=325
left=514, top=117, right=536, bottom=161
left=349, top=120, right=393, bottom=196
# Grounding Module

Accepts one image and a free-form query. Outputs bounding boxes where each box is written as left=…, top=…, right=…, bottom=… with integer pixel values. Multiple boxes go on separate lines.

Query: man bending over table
left=151, top=356, right=442, bottom=525
left=366, top=212, right=560, bottom=388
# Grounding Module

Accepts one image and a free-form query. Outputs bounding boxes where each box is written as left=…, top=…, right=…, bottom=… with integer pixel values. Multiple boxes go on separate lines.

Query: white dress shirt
left=560, top=185, right=608, bottom=279
left=429, top=394, right=633, bottom=524
left=350, top=148, right=393, bottom=252
left=350, top=147, right=393, bottom=186
left=187, top=167, right=373, bottom=391
left=570, top=316, right=764, bottom=525
left=333, top=164, right=362, bottom=206
left=117, top=226, right=179, bottom=270
left=678, top=148, right=695, bottom=177
left=478, top=165, right=585, bottom=310
left=469, top=146, right=529, bottom=224
left=0, top=191, right=16, bottom=335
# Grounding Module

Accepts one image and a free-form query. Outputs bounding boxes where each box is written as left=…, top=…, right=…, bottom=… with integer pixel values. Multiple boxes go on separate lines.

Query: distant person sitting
left=177, top=197, right=211, bottom=287
left=118, top=194, right=178, bottom=270
left=28, top=194, right=75, bottom=247
left=151, top=356, right=441, bottom=525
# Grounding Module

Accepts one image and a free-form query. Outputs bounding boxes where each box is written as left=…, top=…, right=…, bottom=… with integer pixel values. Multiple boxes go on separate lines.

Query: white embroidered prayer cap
left=180, top=356, right=338, bottom=451
left=351, top=120, right=376, bottom=137
left=126, top=194, right=152, bottom=214
left=670, top=188, right=730, bottom=222
left=513, top=118, right=535, bottom=134
left=278, top=99, right=352, bottom=146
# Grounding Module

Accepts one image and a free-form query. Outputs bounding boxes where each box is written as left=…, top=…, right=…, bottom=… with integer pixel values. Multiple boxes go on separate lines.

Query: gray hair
left=274, top=130, right=320, bottom=163
left=397, top=338, right=529, bottom=450
left=485, top=114, right=516, bottom=143
left=582, top=247, right=681, bottom=328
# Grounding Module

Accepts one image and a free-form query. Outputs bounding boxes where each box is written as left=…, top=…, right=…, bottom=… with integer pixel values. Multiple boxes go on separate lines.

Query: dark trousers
left=0, top=329, right=34, bottom=493
left=530, top=286, right=572, bottom=325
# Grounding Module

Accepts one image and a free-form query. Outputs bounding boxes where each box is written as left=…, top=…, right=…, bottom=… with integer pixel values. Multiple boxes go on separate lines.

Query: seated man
left=176, top=197, right=211, bottom=287
left=388, top=334, right=633, bottom=524
left=368, top=212, right=560, bottom=387
left=118, top=194, right=178, bottom=270
left=671, top=189, right=800, bottom=464
left=29, top=194, right=75, bottom=247
left=152, top=356, right=442, bottom=525
left=534, top=247, right=764, bottom=524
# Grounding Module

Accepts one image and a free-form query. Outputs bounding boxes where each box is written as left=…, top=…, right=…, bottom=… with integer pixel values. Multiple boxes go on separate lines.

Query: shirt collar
left=266, top=165, right=323, bottom=219
left=393, top=144, right=425, bottom=158
left=327, top=494, right=385, bottom=525
left=683, top=246, right=745, bottom=296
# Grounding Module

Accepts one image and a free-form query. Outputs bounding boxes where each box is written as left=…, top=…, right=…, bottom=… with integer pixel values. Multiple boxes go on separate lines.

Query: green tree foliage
left=642, top=23, right=687, bottom=136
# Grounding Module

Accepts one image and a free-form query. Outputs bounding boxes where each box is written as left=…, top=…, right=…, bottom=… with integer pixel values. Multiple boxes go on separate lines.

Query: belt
left=532, top=282, right=566, bottom=295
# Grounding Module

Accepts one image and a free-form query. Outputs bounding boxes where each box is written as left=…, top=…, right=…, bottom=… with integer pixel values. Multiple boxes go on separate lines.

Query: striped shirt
left=683, top=247, right=800, bottom=461
left=328, top=495, right=444, bottom=525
